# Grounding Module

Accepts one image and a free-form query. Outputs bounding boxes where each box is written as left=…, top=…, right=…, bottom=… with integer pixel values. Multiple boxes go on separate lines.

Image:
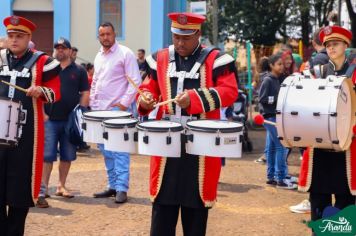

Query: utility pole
left=212, top=0, right=218, bottom=46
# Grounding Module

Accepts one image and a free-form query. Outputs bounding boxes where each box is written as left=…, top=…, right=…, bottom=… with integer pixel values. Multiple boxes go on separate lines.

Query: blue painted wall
left=150, top=0, right=186, bottom=53
left=0, top=0, right=14, bottom=36
left=53, top=0, right=70, bottom=41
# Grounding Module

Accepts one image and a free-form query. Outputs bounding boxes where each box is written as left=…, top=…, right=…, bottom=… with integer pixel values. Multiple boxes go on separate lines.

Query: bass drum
left=276, top=75, right=356, bottom=151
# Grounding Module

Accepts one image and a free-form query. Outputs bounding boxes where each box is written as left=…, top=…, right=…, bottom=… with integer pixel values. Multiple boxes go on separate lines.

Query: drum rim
left=136, top=120, right=184, bottom=132
left=82, top=110, right=131, bottom=121
left=103, top=118, right=138, bottom=128
left=186, top=119, right=243, bottom=133
left=0, top=96, right=21, bottom=104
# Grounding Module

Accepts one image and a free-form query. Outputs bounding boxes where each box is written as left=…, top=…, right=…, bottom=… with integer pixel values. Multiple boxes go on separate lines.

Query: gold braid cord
left=166, top=62, right=174, bottom=114
left=202, top=88, right=216, bottom=112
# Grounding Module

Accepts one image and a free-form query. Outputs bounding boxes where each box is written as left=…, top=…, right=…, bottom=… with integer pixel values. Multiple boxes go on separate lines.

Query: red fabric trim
left=149, top=156, right=161, bottom=197
left=299, top=147, right=310, bottom=188
left=350, top=138, right=356, bottom=191
left=203, top=157, right=221, bottom=202
left=32, top=55, right=61, bottom=199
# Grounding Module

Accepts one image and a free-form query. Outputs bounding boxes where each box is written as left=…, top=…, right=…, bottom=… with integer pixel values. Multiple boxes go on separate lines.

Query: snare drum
left=276, top=75, right=356, bottom=151
left=137, top=120, right=184, bottom=158
left=0, top=98, right=25, bottom=146
left=102, top=118, right=138, bottom=153
left=185, top=120, right=243, bottom=158
left=82, top=110, right=131, bottom=143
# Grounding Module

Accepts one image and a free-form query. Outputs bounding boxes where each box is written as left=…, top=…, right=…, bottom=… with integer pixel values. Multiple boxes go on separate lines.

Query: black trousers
left=150, top=203, right=209, bottom=236
left=0, top=205, right=29, bottom=236
left=309, top=192, right=356, bottom=221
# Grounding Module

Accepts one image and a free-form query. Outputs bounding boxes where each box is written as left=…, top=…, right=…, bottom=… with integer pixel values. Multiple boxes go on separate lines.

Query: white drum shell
left=276, top=75, right=356, bottom=151
left=103, top=119, right=137, bottom=153
left=137, top=121, right=183, bottom=158
left=82, top=111, right=131, bottom=144
left=0, top=100, right=21, bottom=144
left=185, top=120, right=243, bottom=158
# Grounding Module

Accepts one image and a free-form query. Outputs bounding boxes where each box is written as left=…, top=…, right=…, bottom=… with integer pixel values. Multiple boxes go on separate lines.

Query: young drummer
left=298, top=26, right=356, bottom=226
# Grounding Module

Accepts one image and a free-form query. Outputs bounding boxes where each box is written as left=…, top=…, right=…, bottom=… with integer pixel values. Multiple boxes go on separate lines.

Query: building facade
left=0, top=0, right=186, bottom=63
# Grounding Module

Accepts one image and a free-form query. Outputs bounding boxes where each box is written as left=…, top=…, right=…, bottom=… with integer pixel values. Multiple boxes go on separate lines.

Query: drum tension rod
left=124, top=132, right=129, bottom=141
left=330, top=112, right=337, bottom=117
left=313, top=112, right=321, bottom=116
left=315, top=138, right=323, bottom=143
left=293, top=137, right=301, bottom=141
left=291, top=111, right=299, bottom=116
left=296, top=85, right=303, bottom=89
left=318, top=86, right=326, bottom=90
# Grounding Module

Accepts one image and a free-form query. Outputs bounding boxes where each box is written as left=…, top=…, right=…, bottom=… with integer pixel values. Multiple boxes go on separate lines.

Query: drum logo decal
left=339, top=86, right=348, bottom=104
left=224, top=137, right=237, bottom=145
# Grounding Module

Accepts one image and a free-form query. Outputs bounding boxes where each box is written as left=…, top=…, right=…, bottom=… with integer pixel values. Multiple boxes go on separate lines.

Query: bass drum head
left=103, top=118, right=138, bottom=128
left=137, top=120, right=183, bottom=132
left=186, top=120, right=243, bottom=133
left=83, top=110, right=131, bottom=121
left=336, top=78, right=356, bottom=150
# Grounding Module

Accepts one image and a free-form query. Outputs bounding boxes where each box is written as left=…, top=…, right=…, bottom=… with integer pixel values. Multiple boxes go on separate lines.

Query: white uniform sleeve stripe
left=146, top=55, right=157, bottom=70
left=43, top=60, right=60, bottom=72
left=213, top=54, right=234, bottom=69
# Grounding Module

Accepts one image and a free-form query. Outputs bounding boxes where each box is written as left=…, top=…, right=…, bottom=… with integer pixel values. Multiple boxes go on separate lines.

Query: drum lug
left=296, top=85, right=303, bottom=89
left=318, top=86, right=325, bottom=90
left=215, top=137, right=220, bottom=146
left=313, top=112, right=320, bottom=116
left=124, top=132, right=129, bottom=141
left=334, top=85, right=341, bottom=89
left=293, top=136, right=301, bottom=141
left=315, top=138, right=323, bottom=143
left=330, top=112, right=337, bottom=117
left=332, top=140, right=339, bottom=144
left=276, top=110, right=281, bottom=115
left=186, top=134, right=194, bottom=142
left=103, top=132, right=108, bottom=140
left=278, top=136, right=283, bottom=140
left=143, top=135, right=149, bottom=144
left=280, top=83, right=287, bottom=87
left=134, top=132, right=138, bottom=142
left=291, top=111, right=298, bottom=116
left=166, top=136, right=172, bottom=145
left=239, top=135, right=243, bottom=143
left=82, top=123, right=87, bottom=130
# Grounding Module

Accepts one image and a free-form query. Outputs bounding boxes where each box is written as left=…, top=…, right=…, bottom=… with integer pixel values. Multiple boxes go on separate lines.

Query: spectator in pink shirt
left=90, top=22, right=141, bottom=204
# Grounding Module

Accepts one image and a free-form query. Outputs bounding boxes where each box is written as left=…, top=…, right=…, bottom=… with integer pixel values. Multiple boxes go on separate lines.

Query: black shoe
left=93, top=189, right=116, bottom=198
left=115, top=191, right=127, bottom=203
left=266, top=179, right=277, bottom=185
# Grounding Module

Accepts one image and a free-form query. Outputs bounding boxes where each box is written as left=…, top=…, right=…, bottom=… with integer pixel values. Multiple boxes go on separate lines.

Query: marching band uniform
left=0, top=16, right=61, bottom=235
left=298, top=26, right=356, bottom=222
left=137, top=13, right=238, bottom=236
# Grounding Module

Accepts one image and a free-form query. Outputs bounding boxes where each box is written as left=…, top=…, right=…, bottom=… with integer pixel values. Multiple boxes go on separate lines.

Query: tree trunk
left=345, top=0, right=356, bottom=47
left=212, top=0, right=219, bottom=46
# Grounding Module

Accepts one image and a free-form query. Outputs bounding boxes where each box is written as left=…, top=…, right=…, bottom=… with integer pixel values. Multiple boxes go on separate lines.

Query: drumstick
left=1, top=80, right=28, bottom=93
left=126, top=76, right=149, bottom=101
left=253, top=114, right=276, bottom=126
left=154, top=98, right=177, bottom=107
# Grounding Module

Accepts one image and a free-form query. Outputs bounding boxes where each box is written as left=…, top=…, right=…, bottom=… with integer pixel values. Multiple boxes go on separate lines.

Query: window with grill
left=99, top=0, right=123, bottom=38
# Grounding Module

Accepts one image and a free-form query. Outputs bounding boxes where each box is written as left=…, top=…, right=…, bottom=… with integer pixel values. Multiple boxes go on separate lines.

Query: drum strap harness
left=0, top=50, right=44, bottom=99
left=167, top=45, right=216, bottom=124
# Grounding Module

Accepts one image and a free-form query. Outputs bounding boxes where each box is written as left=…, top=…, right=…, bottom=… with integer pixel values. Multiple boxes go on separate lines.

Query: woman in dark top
left=259, top=53, right=296, bottom=190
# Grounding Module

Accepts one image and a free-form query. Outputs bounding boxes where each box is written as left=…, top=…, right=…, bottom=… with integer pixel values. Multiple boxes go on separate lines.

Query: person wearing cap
left=137, top=12, right=238, bottom=235
left=0, top=15, right=61, bottom=235
left=298, top=25, right=356, bottom=226
left=37, top=38, right=89, bottom=207
left=90, top=22, right=141, bottom=204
